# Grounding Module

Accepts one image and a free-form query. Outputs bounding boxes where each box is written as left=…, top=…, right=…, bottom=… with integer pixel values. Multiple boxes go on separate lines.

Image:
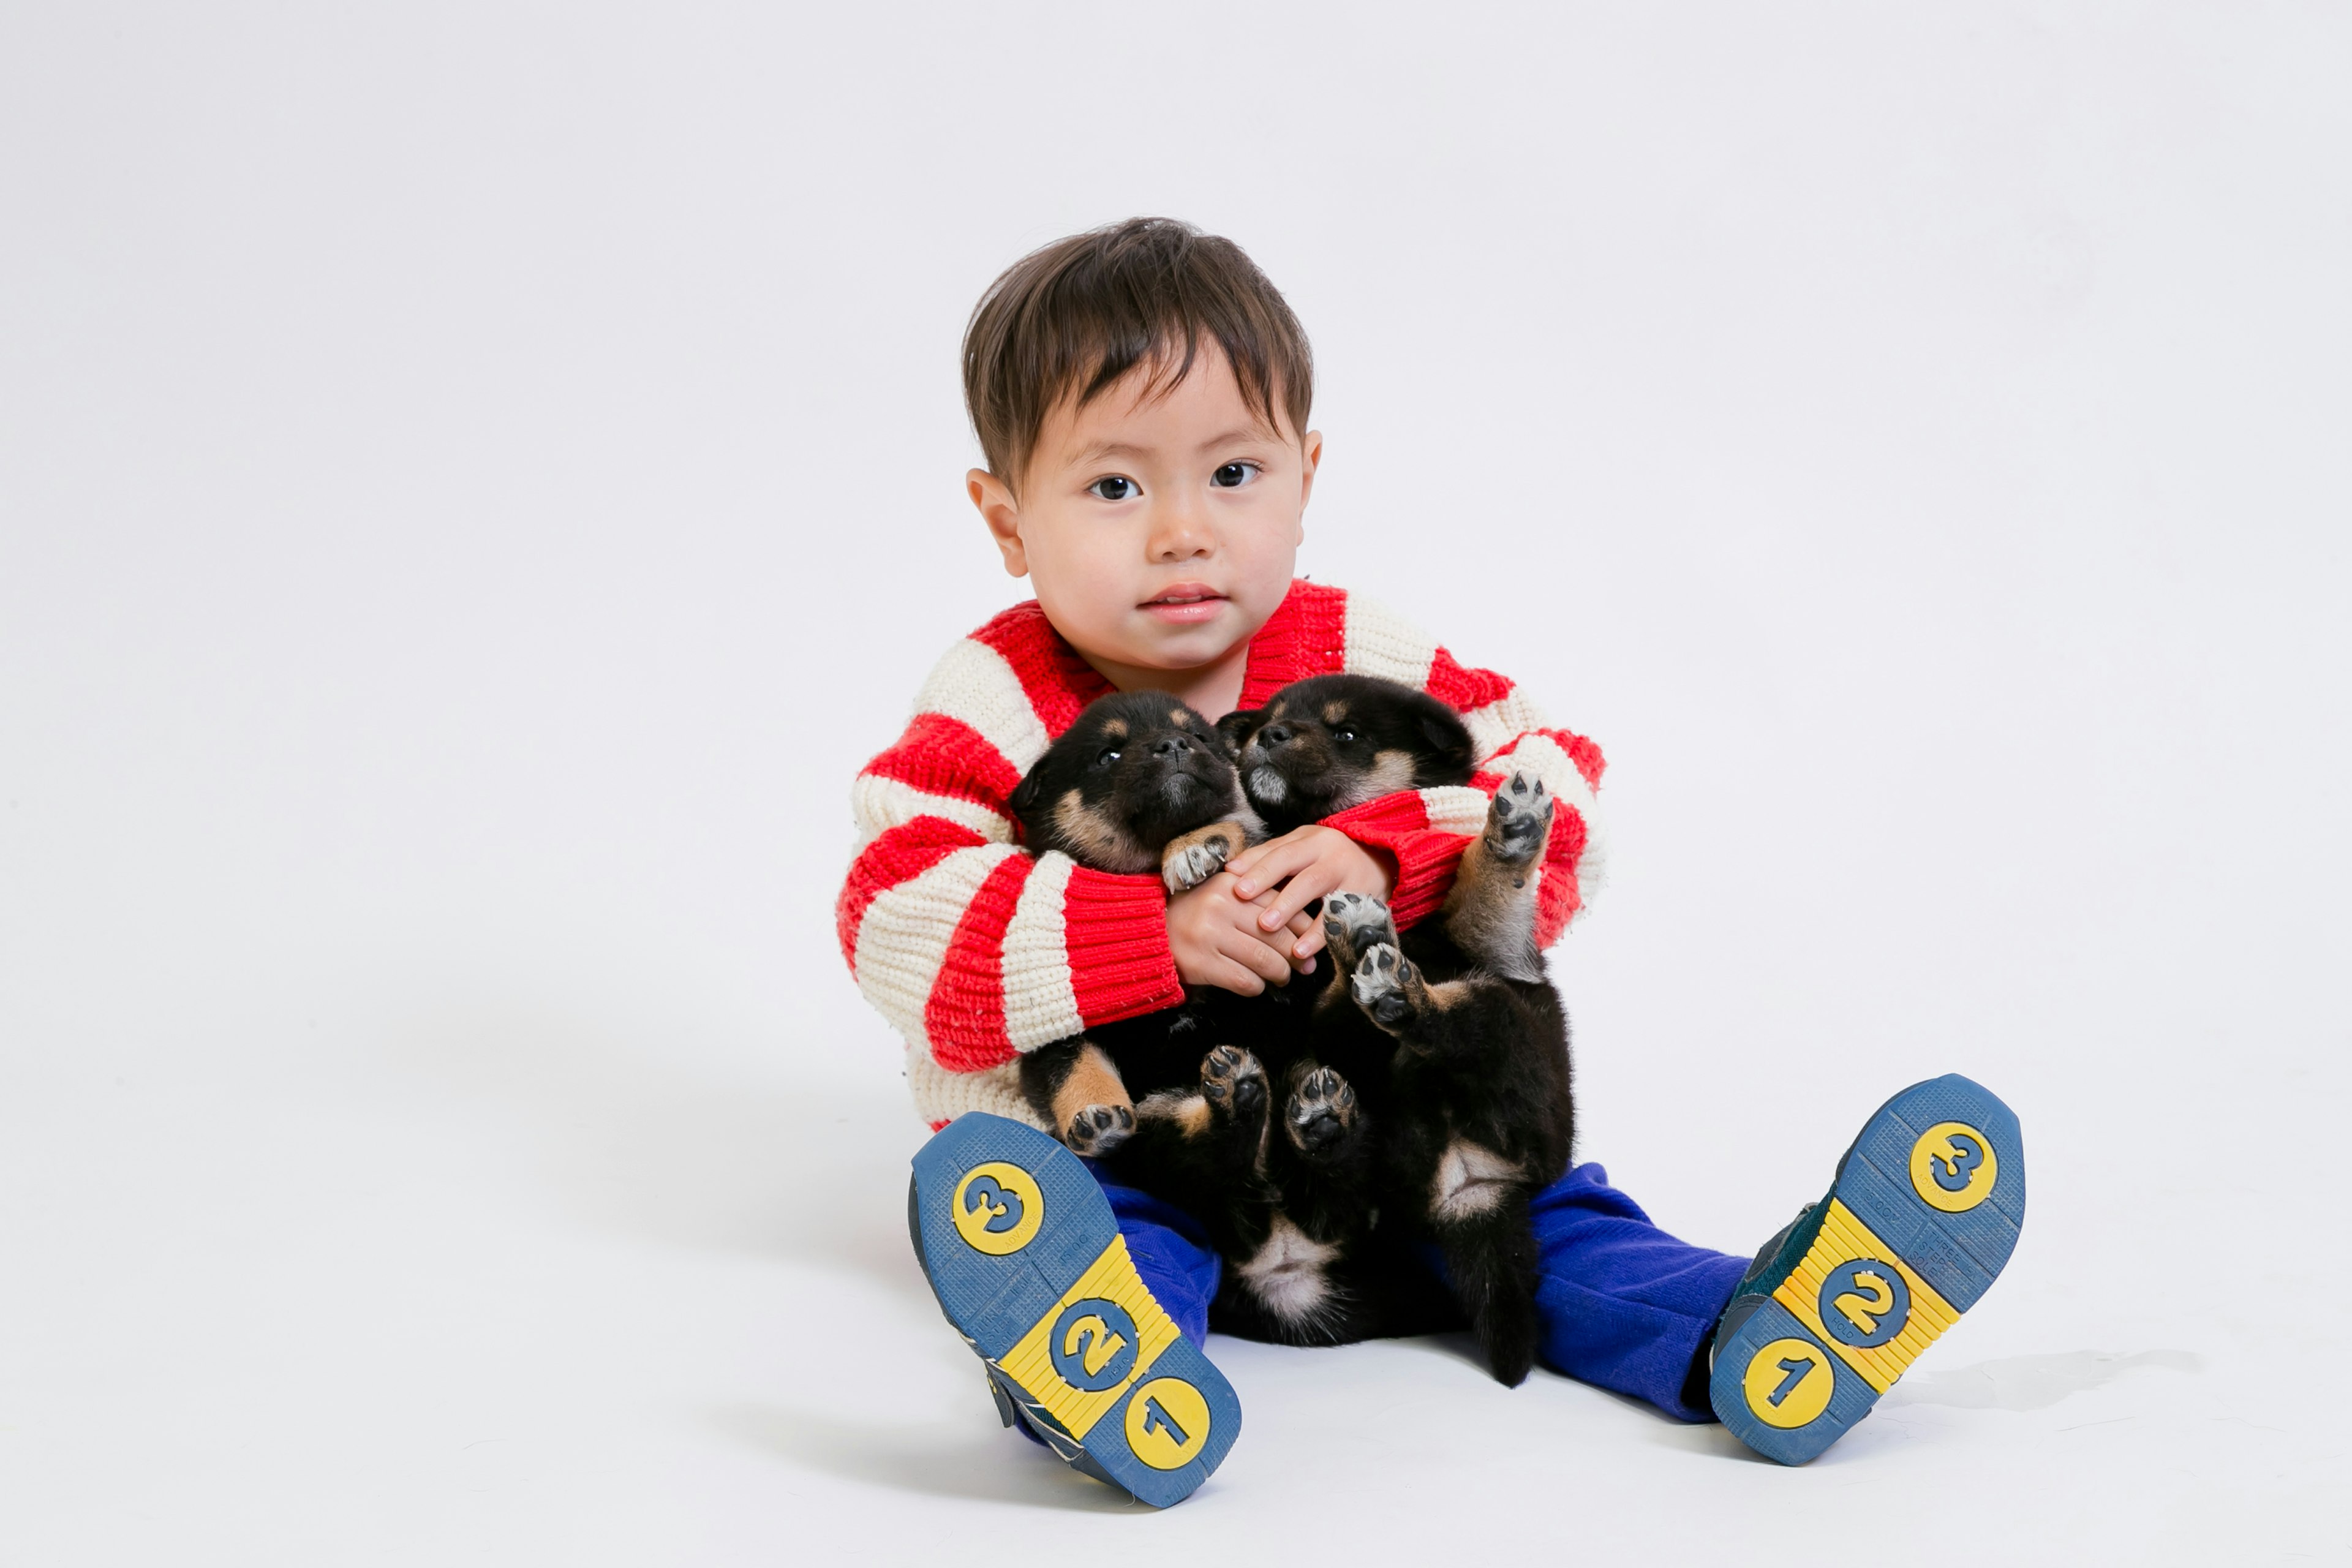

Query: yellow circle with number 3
left=951, top=1162, right=1044, bottom=1255
left=1744, top=1338, right=1834, bottom=1428
left=1125, top=1377, right=1212, bottom=1469
left=1909, top=1121, right=1999, bottom=1213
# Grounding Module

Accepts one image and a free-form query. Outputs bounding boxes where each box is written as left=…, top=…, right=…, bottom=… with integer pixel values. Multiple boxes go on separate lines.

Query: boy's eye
left=1089, top=476, right=1140, bottom=502
left=1096, top=747, right=1122, bottom=766
left=1210, top=461, right=1259, bottom=489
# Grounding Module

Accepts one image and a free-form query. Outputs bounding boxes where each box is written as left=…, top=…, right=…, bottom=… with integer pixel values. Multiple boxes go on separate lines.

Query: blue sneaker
left=907, top=1113, right=1242, bottom=1507
left=1709, top=1074, right=2026, bottom=1464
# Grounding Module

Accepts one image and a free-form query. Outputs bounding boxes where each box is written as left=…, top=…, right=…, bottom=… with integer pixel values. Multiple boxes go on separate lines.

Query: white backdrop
left=3, top=4, right=2345, bottom=1562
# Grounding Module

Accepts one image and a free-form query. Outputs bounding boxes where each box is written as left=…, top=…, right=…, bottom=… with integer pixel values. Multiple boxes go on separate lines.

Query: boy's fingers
left=1289, top=916, right=1327, bottom=960
left=1256, top=866, right=1336, bottom=932
left=1222, top=930, right=1292, bottom=987
left=1207, top=958, right=1267, bottom=997
left=1227, top=839, right=1317, bottom=902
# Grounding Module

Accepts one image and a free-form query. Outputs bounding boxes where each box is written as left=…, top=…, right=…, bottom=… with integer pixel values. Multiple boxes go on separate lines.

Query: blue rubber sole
left=909, top=1113, right=1241, bottom=1507
left=1711, top=1073, right=2026, bottom=1464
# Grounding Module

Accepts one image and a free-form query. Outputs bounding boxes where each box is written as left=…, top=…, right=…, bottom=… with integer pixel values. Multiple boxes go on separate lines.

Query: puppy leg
left=1348, top=941, right=1479, bottom=1038
left=1441, top=771, right=1554, bottom=982
left=1282, top=1063, right=1361, bottom=1159
left=1199, top=1044, right=1272, bottom=1172
left=1161, top=820, right=1250, bottom=894
left=1320, top=889, right=1399, bottom=975
left=1434, top=1198, right=1544, bottom=1388
left=1018, top=1038, right=1136, bottom=1155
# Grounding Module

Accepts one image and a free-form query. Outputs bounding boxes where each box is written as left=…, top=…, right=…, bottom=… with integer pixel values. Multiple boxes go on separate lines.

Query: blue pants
left=1098, top=1161, right=1748, bottom=1422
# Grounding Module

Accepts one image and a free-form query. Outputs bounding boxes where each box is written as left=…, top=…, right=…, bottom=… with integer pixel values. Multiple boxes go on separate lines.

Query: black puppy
left=1007, top=690, right=1441, bottom=1345
left=1222, top=676, right=1577, bottom=1386
left=1005, top=690, right=1270, bottom=1153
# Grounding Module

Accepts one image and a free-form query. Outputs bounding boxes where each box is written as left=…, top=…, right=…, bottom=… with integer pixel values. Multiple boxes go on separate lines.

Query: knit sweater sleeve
left=1317, top=594, right=1610, bottom=946
left=835, top=633, right=1186, bottom=1096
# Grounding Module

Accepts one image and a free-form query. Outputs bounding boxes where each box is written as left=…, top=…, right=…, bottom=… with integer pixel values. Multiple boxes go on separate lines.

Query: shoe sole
left=909, top=1113, right=1241, bottom=1507
left=1710, top=1073, right=2026, bottom=1464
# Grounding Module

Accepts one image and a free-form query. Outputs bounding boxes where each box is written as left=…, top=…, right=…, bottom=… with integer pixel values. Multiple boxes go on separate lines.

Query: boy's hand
left=1226, top=826, right=1397, bottom=962
left=1167, top=872, right=1318, bottom=995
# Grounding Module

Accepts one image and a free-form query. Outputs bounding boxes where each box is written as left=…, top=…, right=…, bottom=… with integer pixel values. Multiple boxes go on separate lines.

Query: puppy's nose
left=1152, top=734, right=1193, bottom=758
left=1259, top=724, right=1292, bottom=747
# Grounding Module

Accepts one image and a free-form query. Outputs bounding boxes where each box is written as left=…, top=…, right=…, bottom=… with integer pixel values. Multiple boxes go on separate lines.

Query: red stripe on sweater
left=1063, top=867, right=1187, bottom=1027
left=970, top=601, right=1115, bottom=741
left=835, top=818, right=991, bottom=970
left=862, top=711, right=1023, bottom=808
left=1487, top=726, right=1608, bottom=791
left=1535, top=805, right=1589, bottom=946
left=1240, top=581, right=1349, bottom=709
left=1425, top=646, right=1516, bottom=715
left=924, top=854, right=1028, bottom=1071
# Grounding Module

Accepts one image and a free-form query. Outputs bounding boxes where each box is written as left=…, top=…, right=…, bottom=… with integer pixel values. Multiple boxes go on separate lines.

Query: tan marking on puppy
left=1430, top=1138, right=1525, bottom=1221
left=1101, top=718, right=1128, bottom=741
left=1049, top=1041, right=1134, bottom=1144
left=1442, top=771, right=1555, bottom=982
left=1136, top=1090, right=1213, bottom=1140
left=1321, top=700, right=1350, bottom=726
left=1318, top=750, right=1419, bottom=815
left=1161, top=819, right=1250, bottom=893
left=1050, top=788, right=1155, bottom=874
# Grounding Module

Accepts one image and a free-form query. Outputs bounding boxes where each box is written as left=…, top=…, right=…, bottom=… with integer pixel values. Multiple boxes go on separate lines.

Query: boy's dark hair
left=963, top=217, right=1314, bottom=491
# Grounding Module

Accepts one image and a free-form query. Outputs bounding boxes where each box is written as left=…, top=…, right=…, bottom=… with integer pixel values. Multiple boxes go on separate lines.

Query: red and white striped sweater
left=836, top=579, right=1610, bottom=1131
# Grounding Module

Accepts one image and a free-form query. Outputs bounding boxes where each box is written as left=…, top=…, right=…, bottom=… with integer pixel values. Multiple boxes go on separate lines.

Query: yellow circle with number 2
left=1744, top=1338, right=1834, bottom=1428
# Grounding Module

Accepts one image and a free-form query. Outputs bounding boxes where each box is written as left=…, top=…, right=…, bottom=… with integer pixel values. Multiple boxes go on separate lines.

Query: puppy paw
left=1350, top=943, right=1421, bottom=1030
left=1286, top=1066, right=1359, bottom=1155
left=1161, top=836, right=1232, bottom=894
left=1063, top=1102, right=1134, bottom=1156
left=1485, top=771, right=1553, bottom=868
left=1321, top=890, right=1397, bottom=968
left=1200, top=1044, right=1267, bottom=1121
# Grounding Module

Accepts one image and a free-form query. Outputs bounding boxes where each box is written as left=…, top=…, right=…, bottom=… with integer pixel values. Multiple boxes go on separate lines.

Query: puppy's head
left=1011, top=692, right=1247, bottom=873
left=1219, top=674, right=1472, bottom=831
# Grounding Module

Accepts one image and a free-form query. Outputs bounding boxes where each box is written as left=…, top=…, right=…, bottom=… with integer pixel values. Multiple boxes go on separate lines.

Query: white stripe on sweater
left=913, top=637, right=1052, bottom=775
left=1462, top=690, right=1551, bottom=767
left=851, top=773, right=1015, bottom=853
left=1341, top=594, right=1439, bottom=690
left=906, top=1044, right=1044, bottom=1131
left=850, top=843, right=1018, bottom=1047
left=1001, top=853, right=1085, bottom=1052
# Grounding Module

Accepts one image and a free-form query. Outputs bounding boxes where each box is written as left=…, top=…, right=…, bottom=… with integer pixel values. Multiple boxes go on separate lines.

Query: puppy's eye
left=1333, top=726, right=1359, bottom=744
left=1096, top=747, right=1122, bottom=767
left=1088, top=476, right=1140, bottom=502
left=1210, top=461, right=1258, bottom=489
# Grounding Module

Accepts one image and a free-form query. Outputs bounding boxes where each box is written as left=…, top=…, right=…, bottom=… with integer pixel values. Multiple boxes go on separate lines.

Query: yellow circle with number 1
left=1909, top=1121, right=1999, bottom=1213
left=951, top=1162, right=1044, bottom=1255
left=1125, top=1377, right=1212, bottom=1469
left=1744, top=1338, right=1834, bottom=1428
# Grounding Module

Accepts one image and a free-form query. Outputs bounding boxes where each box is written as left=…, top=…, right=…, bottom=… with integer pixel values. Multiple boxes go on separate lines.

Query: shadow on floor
left=1883, top=1349, right=2201, bottom=1411
left=707, top=1403, right=1150, bottom=1512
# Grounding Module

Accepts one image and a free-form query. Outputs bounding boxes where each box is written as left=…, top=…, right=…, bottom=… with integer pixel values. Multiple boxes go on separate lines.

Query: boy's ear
left=968, top=469, right=1028, bottom=578
left=1215, top=709, right=1261, bottom=755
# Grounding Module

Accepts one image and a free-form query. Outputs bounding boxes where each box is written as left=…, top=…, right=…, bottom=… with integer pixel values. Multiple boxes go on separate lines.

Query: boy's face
left=969, top=345, right=1320, bottom=686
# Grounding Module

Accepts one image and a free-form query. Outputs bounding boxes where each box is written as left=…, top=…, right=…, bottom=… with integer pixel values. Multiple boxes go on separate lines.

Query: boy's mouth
left=1140, top=584, right=1227, bottom=624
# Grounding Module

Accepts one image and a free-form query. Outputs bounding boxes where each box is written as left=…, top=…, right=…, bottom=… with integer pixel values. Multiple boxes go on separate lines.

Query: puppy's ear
left=1215, top=709, right=1261, bottom=755
left=1420, top=710, right=1472, bottom=767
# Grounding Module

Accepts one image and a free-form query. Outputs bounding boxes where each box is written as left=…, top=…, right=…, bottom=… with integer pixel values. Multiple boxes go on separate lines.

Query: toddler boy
left=839, top=219, right=2024, bottom=1504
